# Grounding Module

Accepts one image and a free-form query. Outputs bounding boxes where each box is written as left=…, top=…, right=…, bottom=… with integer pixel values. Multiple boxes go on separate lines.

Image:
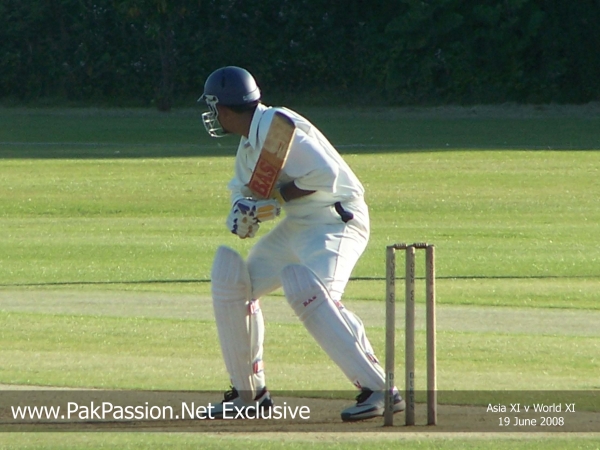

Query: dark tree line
left=1, top=0, right=599, bottom=110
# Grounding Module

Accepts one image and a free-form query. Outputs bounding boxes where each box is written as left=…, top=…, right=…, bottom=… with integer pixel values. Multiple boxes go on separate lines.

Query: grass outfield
left=1, top=433, right=600, bottom=450
left=0, top=106, right=599, bottom=448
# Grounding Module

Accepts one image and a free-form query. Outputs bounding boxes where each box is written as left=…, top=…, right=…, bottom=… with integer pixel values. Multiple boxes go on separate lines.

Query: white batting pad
left=211, top=246, right=265, bottom=402
left=281, top=264, right=385, bottom=390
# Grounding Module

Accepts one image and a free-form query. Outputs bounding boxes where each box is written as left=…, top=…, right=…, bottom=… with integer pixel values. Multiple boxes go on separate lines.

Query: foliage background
left=1, top=0, right=599, bottom=109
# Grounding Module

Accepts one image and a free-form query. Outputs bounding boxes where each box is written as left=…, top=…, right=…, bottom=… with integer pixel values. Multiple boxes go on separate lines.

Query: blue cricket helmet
left=199, top=66, right=261, bottom=137
left=202, top=66, right=261, bottom=106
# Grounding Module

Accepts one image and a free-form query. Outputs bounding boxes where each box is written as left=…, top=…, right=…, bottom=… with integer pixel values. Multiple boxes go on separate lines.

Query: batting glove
left=235, top=198, right=281, bottom=222
left=226, top=206, right=259, bottom=239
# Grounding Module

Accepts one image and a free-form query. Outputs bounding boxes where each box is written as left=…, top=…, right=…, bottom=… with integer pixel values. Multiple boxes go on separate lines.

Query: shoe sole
left=341, top=399, right=406, bottom=422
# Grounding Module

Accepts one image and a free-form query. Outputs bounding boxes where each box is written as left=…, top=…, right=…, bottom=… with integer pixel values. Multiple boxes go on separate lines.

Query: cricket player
left=199, top=66, right=405, bottom=421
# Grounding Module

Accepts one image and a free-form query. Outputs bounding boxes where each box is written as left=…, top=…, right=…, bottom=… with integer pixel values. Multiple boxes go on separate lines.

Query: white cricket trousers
left=247, top=200, right=369, bottom=301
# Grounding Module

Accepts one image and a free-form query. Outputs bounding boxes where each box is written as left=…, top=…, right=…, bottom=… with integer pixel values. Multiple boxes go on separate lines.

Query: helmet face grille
left=201, top=110, right=226, bottom=138
left=204, top=94, right=219, bottom=109
left=200, top=94, right=226, bottom=137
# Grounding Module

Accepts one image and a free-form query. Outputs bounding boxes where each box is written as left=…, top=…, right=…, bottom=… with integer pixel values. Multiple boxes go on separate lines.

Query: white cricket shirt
left=228, top=104, right=366, bottom=224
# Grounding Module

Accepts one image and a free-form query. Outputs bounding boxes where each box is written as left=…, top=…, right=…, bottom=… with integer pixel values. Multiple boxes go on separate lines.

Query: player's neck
left=226, top=119, right=250, bottom=138
left=229, top=114, right=252, bottom=138
left=218, top=105, right=255, bottom=138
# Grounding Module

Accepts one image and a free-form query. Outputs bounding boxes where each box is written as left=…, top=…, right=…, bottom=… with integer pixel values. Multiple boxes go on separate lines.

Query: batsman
left=199, top=66, right=405, bottom=421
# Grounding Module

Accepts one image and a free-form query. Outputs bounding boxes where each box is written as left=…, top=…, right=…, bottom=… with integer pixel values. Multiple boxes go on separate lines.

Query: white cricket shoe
left=205, top=386, right=273, bottom=419
left=341, top=387, right=405, bottom=422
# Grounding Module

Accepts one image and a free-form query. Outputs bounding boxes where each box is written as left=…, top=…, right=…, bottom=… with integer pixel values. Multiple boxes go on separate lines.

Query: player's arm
left=226, top=144, right=277, bottom=239
left=273, top=181, right=316, bottom=203
left=276, top=134, right=339, bottom=200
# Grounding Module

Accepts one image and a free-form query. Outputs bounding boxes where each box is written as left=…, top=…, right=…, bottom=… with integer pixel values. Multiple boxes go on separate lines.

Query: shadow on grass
left=1, top=106, right=599, bottom=158
left=0, top=143, right=435, bottom=160
left=0, top=144, right=236, bottom=159
left=1, top=143, right=597, bottom=160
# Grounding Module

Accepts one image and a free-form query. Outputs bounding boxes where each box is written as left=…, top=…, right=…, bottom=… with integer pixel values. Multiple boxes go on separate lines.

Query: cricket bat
left=248, top=111, right=296, bottom=199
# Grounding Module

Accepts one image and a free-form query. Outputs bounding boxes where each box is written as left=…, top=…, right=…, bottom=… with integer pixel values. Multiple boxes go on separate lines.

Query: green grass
left=1, top=433, right=598, bottom=450
left=1, top=151, right=598, bottom=309
left=0, top=107, right=599, bottom=447
left=1, top=311, right=597, bottom=393
left=2, top=105, right=600, bottom=154
left=1, top=433, right=600, bottom=450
